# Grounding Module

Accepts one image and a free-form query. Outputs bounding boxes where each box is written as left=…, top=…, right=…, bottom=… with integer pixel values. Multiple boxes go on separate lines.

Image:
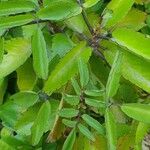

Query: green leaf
left=62, top=119, right=77, bottom=128
left=0, top=101, right=22, bottom=127
left=16, top=58, right=37, bottom=91
left=0, top=14, right=35, bottom=29
left=31, top=101, right=51, bottom=146
left=78, top=58, right=89, bottom=88
left=84, top=89, right=105, bottom=97
left=37, top=1, right=82, bottom=21
left=121, top=103, right=150, bottom=123
left=102, top=0, right=134, bottom=28
left=117, top=8, right=146, bottom=31
left=78, top=123, right=95, bottom=142
left=0, top=0, right=36, bottom=17
left=0, top=139, right=15, bottom=150
left=32, top=27, right=49, bottom=79
left=65, top=14, right=89, bottom=34
left=106, top=50, right=123, bottom=100
left=59, top=108, right=79, bottom=118
left=112, top=28, right=150, bottom=61
left=43, top=42, right=92, bottom=94
left=63, top=94, right=80, bottom=106
left=1, top=136, right=32, bottom=149
left=85, top=98, right=105, bottom=108
left=103, top=40, right=150, bottom=93
left=71, top=78, right=81, bottom=95
left=14, top=102, right=43, bottom=136
left=0, top=37, right=4, bottom=63
left=51, top=33, right=74, bottom=58
left=0, top=38, right=31, bottom=78
left=0, top=78, right=7, bottom=104
left=82, top=114, right=105, bottom=135
left=105, top=108, right=117, bottom=150
left=10, top=91, right=38, bottom=110
left=135, top=122, right=150, bottom=149
left=83, top=0, right=100, bottom=8
left=62, top=128, right=76, bottom=150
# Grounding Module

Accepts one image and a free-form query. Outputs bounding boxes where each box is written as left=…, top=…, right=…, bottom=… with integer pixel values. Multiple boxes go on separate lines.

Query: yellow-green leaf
left=102, top=0, right=134, bottom=28
left=16, top=58, right=37, bottom=91
left=83, top=0, right=100, bottom=8
left=0, top=14, right=35, bottom=30
left=106, top=50, right=123, bottom=100
left=121, top=103, right=150, bottom=123
left=0, top=0, right=36, bottom=17
left=0, top=38, right=31, bottom=78
left=37, top=1, right=82, bottom=21
left=103, top=40, right=150, bottom=93
left=43, top=42, right=92, bottom=94
left=112, top=28, right=150, bottom=61
left=117, top=8, right=146, bottom=31
left=105, top=108, right=117, bottom=150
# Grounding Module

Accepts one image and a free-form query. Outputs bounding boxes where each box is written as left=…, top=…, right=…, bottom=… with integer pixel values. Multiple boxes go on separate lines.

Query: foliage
left=0, top=0, right=150, bottom=149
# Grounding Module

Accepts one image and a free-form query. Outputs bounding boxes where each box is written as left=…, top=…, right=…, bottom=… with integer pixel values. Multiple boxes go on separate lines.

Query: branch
left=77, top=0, right=94, bottom=35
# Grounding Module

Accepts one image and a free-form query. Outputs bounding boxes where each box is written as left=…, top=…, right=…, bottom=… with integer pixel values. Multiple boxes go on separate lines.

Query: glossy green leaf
left=78, top=123, right=95, bottom=142
left=71, top=78, right=81, bottom=95
left=0, top=14, right=35, bottom=29
left=105, top=108, right=117, bottom=150
left=16, top=58, right=37, bottom=91
left=0, top=38, right=31, bottom=78
left=63, top=94, right=79, bottom=106
left=102, top=0, right=134, bottom=28
left=85, top=98, right=105, bottom=108
left=62, top=128, right=76, bottom=150
left=83, top=0, right=100, bottom=8
left=62, top=119, right=77, bottom=128
left=121, top=103, right=150, bottom=123
left=32, top=28, right=49, bottom=79
left=78, top=58, right=89, bottom=88
left=103, top=40, right=150, bottom=93
left=43, top=42, right=92, bottom=94
left=31, top=101, right=51, bottom=146
left=112, top=28, right=150, bottom=61
left=10, top=91, right=38, bottom=110
left=59, top=108, right=79, bottom=118
left=37, top=1, right=82, bottom=21
left=0, top=37, right=4, bottom=63
left=0, top=0, right=36, bottom=17
left=106, top=50, right=123, bottom=100
left=84, top=89, right=105, bottom=97
left=82, top=114, right=105, bottom=135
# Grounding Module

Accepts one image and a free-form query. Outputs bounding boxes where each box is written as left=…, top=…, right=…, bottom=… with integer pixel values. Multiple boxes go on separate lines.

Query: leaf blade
left=32, top=28, right=49, bottom=79
left=43, top=42, right=92, bottom=94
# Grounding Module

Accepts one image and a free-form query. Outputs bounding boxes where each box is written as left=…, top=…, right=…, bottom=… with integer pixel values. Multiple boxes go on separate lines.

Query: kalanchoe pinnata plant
left=0, top=0, right=150, bottom=149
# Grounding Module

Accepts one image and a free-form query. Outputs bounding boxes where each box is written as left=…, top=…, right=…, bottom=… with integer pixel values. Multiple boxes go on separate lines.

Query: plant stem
left=77, top=0, right=94, bottom=35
